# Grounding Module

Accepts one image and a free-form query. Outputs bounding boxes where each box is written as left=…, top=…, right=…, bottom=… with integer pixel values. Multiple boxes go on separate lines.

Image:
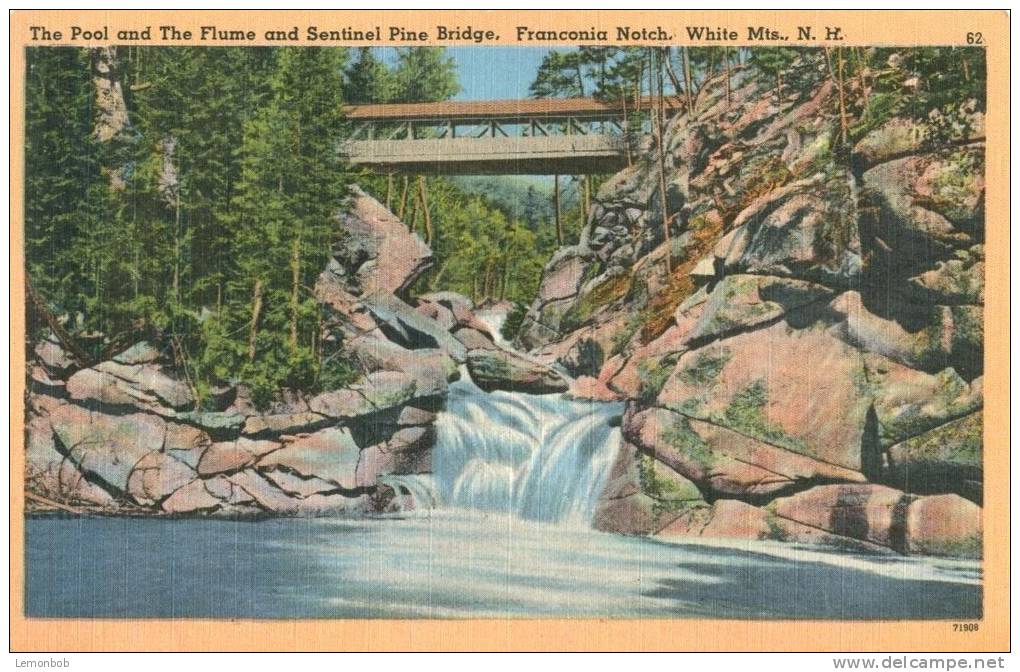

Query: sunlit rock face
left=521, top=59, right=984, bottom=558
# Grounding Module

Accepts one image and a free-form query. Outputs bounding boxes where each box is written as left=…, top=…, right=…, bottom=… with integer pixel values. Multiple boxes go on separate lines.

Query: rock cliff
left=522, top=61, right=984, bottom=558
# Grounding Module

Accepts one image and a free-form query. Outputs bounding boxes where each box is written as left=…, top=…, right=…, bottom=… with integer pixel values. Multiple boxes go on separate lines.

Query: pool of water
left=25, top=511, right=981, bottom=619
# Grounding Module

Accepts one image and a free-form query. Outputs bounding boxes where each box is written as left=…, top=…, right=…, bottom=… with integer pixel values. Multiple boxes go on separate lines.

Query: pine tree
left=392, top=47, right=459, bottom=103
left=207, top=47, right=353, bottom=405
left=24, top=47, right=144, bottom=360
left=345, top=47, right=396, bottom=103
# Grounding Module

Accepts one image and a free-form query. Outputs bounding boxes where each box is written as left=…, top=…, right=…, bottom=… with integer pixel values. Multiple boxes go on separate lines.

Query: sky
left=375, top=46, right=562, bottom=101
left=446, top=47, right=557, bottom=101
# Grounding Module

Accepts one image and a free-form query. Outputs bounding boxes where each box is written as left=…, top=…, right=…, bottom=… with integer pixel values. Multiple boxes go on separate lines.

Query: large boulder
left=829, top=291, right=982, bottom=378
left=659, top=499, right=772, bottom=541
left=25, top=415, right=115, bottom=507
left=65, top=360, right=193, bottom=416
left=126, top=451, right=197, bottom=505
left=592, top=441, right=705, bottom=535
left=654, top=320, right=873, bottom=476
left=866, top=355, right=983, bottom=447
left=768, top=484, right=911, bottom=551
left=887, top=411, right=982, bottom=502
left=256, top=427, right=361, bottom=491
left=863, top=149, right=983, bottom=248
left=92, top=360, right=193, bottom=408
left=241, top=411, right=331, bottom=438
left=334, top=186, right=432, bottom=295
left=624, top=406, right=864, bottom=500
left=355, top=426, right=433, bottom=488
left=48, top=403, right=167, bottom=494
left=345, top=333, right=458, bottom=396
left=197, top=437, right=280, bottom=476
left=673, top=274, right=835, bottom=347
left=465, top=349, right=569, bottom=395
left=906, top=494, right=982, bottom=558
left=711, top=178, right=861, bottom=286
left=362, top=291, right=468, bottom=362
left=537, top=248, right=589, bottom=303
left=161, top=479, right=224, bottom=514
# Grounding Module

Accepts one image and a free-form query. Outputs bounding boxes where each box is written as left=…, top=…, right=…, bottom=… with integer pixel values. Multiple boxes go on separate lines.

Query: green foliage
left=748, top=48, right=800, bottom=94
left=720, top=379, right=807, bottom=453
left=500, top=302, right=528, bottom=343
left=637, top=452, right=703, bottom=517
left=560, top=271, right=633, bottom=332
left=24, top=48, right=120, bottom=351
left=895, top=48, right=985, bottom=144
left=764, top=512, right=791, bottom=542
left=609, top=313, right=644, bottom=356
left=636, top=353, right=679, bottom=405
left=392, top=184, right=552, bottom=305
left=218, top=48, right=353, bottom=405
left=25, top=46, right=356, bottom=407
left=344, top=47, right=396, bottom=103
left=677, top=350, right=731, bottom=386
left=530, top=50, right=586, bottom=98
left=391, top=47, right=460, bottom=103
left=662, top=417, right=715, bottom=471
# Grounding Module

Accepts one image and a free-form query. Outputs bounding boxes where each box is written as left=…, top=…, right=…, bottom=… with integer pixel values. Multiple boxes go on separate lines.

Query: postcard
left=8, top=9, right=1010, bottom=653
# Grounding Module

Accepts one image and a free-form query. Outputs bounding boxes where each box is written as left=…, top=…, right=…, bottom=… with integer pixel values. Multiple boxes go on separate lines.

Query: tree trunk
left=682, top=47, right=695, bottom=113
left=397, top=175, right=410, bottom=222
left=654, top=50, right=673, bottom=275
left=482, top=262, right=494, bottom=301
left=663, top=48, right=684, bottom=95
left=621, top=94, right=632, bottom=166
left=582, top=175, right=592, bottom=226
left=172, top=151, right=182, bottom=305
left=500, top=259, right=510, bottom=301
left=417, top=175, right=433, bottom=245
left=25, top=278, right=90, bottom=368
left=724, top=47, right=732, bottom=108
left=289, top=237, right=300, bottom=353
left=247, top=278, right=263, bottom=362
left=385, top=173, right=394, bottom=210
left=837, top=48, right=849, bottom=147
left=553, top=174, right=563, bottom=245
left=825, top=48, right=850, bottom=148
left=429, top=257, right=452, bottom=289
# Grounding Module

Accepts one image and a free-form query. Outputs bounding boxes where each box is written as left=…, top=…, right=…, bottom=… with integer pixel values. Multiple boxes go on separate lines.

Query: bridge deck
left=344, top=135, right=641, bottom=175
left=343, top=96, right=681, bottom=175
left=346, top=96, right=683, bottom=123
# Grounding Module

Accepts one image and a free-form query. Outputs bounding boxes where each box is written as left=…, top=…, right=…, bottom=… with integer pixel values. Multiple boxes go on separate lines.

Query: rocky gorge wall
left=24, top=55, right=984, bottom=560
left=25, top=187, right=568, bottom=518
left=520, top=61, right=985, bottom=558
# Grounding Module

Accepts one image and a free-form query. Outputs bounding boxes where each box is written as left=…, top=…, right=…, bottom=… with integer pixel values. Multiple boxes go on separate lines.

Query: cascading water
left=381, top=308, right=624, bottom=526
left=430, top=370, right=623, bottom=526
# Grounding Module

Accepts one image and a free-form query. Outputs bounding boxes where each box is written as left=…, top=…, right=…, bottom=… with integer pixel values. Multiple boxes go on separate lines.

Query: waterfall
left=474, top=307, right=512, bottom=349
left=382, top=309, right=624, bottom=526
left=431, top=373, right=624, bottom=526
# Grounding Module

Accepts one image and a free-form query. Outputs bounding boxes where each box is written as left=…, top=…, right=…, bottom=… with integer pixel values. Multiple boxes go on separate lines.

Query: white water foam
left=431, top=372, right=623, bottom=526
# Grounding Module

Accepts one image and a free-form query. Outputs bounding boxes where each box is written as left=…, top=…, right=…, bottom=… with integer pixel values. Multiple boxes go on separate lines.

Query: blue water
left=25, top=513, right=981, bottom=619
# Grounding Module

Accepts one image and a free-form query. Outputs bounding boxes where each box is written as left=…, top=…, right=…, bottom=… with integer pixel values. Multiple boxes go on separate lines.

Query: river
left=25, top=373, right=981, bottom=619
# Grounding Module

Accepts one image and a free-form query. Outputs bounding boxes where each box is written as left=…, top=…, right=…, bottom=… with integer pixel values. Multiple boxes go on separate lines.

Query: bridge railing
left=339, top=97, right=678, bottom=174
left=346, top=115, right=652, bottom=141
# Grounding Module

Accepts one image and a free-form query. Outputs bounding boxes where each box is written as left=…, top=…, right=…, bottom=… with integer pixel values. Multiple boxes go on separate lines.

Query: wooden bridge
left=342, top=97, right=684, bottom=175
